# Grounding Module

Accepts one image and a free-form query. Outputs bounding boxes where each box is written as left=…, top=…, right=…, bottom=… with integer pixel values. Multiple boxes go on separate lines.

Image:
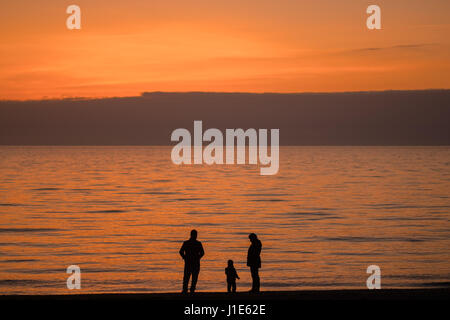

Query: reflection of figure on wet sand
left=179, top=229, right=204, bottom=293
left=247, top=233, right=262, bottom=293
left=225, top=259, right=240, bottom=293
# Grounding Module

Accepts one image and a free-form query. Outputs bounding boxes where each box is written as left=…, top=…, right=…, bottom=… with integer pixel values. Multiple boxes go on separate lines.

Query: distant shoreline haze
left=0, top=90, right=449, bottom=146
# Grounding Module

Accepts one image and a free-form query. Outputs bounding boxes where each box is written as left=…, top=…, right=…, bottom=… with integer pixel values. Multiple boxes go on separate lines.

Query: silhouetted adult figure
left=247, top=233, right=262, bottom=293
left=179, top=229, right=204, bottom=293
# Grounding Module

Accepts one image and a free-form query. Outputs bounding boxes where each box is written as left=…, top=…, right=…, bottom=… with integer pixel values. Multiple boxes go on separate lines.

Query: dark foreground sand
left=1, top=288, right=449, bottom=300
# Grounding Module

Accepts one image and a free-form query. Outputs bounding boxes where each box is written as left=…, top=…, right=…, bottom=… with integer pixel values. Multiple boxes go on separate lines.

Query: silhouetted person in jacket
left=225, top=259, right=240, bottom=293
left=179, top=229, right=204, bottom=293
left=247, top=233, right=262, bottom=292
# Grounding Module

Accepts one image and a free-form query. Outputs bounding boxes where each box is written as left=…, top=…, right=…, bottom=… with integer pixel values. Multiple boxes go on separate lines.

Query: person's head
left=228, top=259, right=234, bottom=267
left=249, top=233, right=257, bottom=243
left=190, top=229, right=197, bottom=240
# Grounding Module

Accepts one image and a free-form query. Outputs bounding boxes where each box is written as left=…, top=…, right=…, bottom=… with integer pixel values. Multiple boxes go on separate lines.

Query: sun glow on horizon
left=0, top=0, right=449, bottom=100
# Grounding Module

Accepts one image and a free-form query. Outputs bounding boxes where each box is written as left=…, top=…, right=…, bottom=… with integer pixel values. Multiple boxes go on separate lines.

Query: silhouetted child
left=225, top=260, right=240, bottom=292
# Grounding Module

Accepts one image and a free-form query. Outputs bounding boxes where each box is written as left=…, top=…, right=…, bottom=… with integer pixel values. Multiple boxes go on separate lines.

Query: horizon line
left=1, top=145, right=449, bottom=147
left=1, top=88, right=449, bottom=103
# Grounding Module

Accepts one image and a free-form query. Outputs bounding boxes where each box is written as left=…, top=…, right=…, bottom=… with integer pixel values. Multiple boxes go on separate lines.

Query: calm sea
left=0, top=146, right=449, bottom=294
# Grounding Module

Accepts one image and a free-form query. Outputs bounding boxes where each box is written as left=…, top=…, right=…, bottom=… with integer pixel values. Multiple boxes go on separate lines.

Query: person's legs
left=190, top=264, right=200, bottom=292
left=250, top=266, right=260, bottom=292
left=250, top=266, right=255, bottom=291
left=227, top=281, right=231, bottom=293
left=231, top=281, right=236, bottom=293
left=254, top=268, right=260, bottom=292
left=182, top=264, right=191, bottom=293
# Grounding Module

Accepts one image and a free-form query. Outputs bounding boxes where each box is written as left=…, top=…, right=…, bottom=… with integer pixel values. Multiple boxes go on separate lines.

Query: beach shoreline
left=1, top=288, right=449, bottom=300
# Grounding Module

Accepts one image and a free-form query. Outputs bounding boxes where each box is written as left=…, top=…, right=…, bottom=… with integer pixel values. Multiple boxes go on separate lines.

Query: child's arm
left=236, top=270, right=240, bottom=279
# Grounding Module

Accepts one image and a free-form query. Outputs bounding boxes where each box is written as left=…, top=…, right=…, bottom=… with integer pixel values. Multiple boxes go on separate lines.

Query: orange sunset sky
left=0, top=0, right=449, bottom=100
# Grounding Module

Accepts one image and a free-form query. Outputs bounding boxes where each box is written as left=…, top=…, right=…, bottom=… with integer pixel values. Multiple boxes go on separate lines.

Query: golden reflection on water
left=0, top=146, right=449, bottom=294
